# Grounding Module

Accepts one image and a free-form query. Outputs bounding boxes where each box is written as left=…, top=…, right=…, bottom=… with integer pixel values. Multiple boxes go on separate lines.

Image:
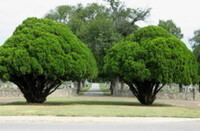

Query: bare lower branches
left=10, top=74, right=61, bottom=103
left=123, top=79, right=164, bottom=105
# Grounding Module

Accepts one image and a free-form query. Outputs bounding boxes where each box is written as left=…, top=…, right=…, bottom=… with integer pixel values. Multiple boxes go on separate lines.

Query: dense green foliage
left=45, top=3, right=121, bottom=77
left=44, top=1, right=151, bottom=78
left=190, top=29, right=200, bottom=61
left=104, top=26, right=198, bottom=105
left=77, top=15, right=121, bottom=74
left=190, top=29, right=200, bottom=91
left=158, top=20, right=183, bottom=39
left=0, top=17, right=97, bottom=103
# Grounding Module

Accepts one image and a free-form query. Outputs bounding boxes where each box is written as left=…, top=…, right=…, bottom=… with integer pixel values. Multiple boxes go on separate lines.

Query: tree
left=190, top=29, right=200, bottom=60
left=190, top=29, right=200, bottom=92
left=105, top=0, right=151, bottom=37
left=158, top=20, right=184, bottom=92
left=78, top=15, right=121, bottom=77
left=104, top=26, right=197, bottom=105
left=44, top=2, right=151, bottom=80
left=103, top=0, right=151, bottom=93
left=0, top=18, right=98, bottom=103
left=45, top=4, right=119, bottom=78
left=158, top=19, right=183, bottom=39
left=45, top=5, right=75, bottom=23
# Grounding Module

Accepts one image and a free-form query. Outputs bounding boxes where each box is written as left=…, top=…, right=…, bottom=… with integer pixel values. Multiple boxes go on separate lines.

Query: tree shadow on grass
left=0, top=100, right=173, bottom=107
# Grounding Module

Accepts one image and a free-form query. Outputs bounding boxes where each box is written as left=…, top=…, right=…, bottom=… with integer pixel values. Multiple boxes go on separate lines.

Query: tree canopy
left=190, top=29, right=200, bottom=61
left=158, top=19, right=183, bottom=39
left=0, top=17, right=97, bottom=103
left=105, top=0, right=151, bottom=37
left=44, top=1, right=151, bottom=79
left=104, top=25, right=197, bottom=105
left=190, top=29, right=200, bottom=85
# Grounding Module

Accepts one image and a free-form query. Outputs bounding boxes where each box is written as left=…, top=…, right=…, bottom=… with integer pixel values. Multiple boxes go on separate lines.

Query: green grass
left=79, top=83, right=92, bottom=95
left=99, top=83, right=111, bottom=95
left=0, top=97, right=200, bottom=118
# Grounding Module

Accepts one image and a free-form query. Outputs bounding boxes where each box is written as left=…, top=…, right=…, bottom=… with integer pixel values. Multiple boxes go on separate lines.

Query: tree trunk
left=25, top=93, right=47, bottom=103
left=110, top=81, right=114, bottom=95
left=82, top=80, right=85, bottom=87
left=10, top=74, right=61, bottom=103
left=179, top=84, right=183, bottom=92
left=120, top=80, right=125, bottom=91
left=123, top=80, right=165, bottom=105
left=76, top=80, right=81, bottom=94
left=113, top=77, right=120, bottom=95
left=199, top=83, right=200, bottom=93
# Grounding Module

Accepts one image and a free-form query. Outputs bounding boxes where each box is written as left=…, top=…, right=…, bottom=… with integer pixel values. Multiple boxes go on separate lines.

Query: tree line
left=0, top=0, right=199, bottom=105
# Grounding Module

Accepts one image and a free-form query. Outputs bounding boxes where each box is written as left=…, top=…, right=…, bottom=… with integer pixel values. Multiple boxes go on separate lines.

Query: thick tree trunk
left=82, top=80, right=85, bottom=87
left=114, top=77, right=120, bottom=95
left=123, top=80, right=165, bottom=105
left=10, top=74, right=61, bottom=103
left=179, top=84, right=183, bottom=92
left=110, top=81, right=115, bottom=95
left=76, top=80, right=81, bottom=94
left=120, top=80, right=125, bottom=91
left=199, top=83, right=200, bottom=93
left=25, top=94, right=46, bottom=103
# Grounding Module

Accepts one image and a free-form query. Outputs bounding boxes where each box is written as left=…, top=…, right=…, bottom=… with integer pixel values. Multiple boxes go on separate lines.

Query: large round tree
left=104, top=26, right=198, bottom=105
left=0, top=17, right=98, bottom=103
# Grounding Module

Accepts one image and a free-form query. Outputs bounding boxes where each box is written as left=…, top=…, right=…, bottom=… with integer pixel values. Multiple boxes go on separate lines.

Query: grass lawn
left=99, top=83, right=111, bottom=95
left=0, top=97, right=200, bottom=118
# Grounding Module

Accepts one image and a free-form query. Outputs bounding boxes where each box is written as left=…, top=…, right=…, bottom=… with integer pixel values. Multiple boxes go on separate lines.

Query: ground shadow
left=0, top=100, right=173, bottom=107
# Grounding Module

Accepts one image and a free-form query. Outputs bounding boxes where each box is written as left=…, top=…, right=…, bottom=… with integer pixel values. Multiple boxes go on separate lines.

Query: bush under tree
left=0, top=17, right=98, bottom=103
left=104, top=26, right=198, bottom=105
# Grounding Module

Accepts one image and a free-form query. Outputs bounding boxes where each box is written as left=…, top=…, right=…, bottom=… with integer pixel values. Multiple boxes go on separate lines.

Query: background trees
left=44, top=5, right=74, bottom=23
left=44, top=0, right=151, bottom=79
left=77, top=15, right=121, bottom=75
left=104, top=26, right=198, bottom=105
left=0, top=18, right=97, bottom=103
left=190, top=29, right=200, bottom=61
left=45, top=3, right=120, bottom=78
left=158, top=19, right=183, bottom=39
left=105, top=0, right=151, bottom=37
left=190, top=29, right=200, bottom=92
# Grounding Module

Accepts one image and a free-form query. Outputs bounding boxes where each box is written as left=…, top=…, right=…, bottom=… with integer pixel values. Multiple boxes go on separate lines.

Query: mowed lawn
left=0, top=97, right=200, bottom=118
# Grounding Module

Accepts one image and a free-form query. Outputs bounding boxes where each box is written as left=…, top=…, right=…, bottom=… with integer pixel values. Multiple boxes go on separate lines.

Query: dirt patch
left=156, top=99, right=200, bottom=109
left=0, top=97, right=23, bottom=103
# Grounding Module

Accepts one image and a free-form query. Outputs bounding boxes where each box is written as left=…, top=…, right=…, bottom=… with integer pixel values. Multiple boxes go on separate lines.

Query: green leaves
left=44, top=2, right=151, bottom=79
left=0, top=17, right=97, bottom=81
left=104, top=25, right=197, bottom=85
left=158, top=19, right=184, bottom=39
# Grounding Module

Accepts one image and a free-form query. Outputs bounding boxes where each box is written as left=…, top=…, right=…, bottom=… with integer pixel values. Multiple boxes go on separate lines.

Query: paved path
left=1, top=121, right=200, bottom=131
left=83, top=83, right=104, bottom=96
left=0, top=117, right=200, bottom=131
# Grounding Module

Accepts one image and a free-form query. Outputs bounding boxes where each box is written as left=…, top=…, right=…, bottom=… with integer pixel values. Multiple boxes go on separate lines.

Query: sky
left=0, top=0, right=200, bottom=49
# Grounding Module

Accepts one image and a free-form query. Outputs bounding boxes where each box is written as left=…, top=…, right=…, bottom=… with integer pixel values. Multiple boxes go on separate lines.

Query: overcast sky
left=1, top=0, right=199, bottom=49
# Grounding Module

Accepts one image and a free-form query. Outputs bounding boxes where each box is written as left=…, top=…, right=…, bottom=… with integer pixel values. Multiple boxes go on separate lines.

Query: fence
left=0, top=88, right=77, bottom=97
left=113, top=89, right=200, bottom=101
